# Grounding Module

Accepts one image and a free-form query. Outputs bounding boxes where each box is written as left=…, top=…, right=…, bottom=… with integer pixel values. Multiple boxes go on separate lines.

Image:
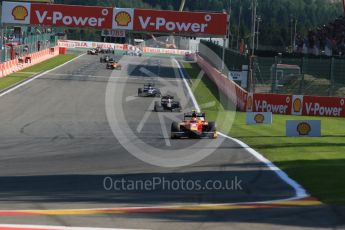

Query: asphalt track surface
left=0, top=54, right=344, bottom=229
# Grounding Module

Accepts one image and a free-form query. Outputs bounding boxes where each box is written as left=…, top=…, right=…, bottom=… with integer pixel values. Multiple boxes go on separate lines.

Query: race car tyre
left=171, top=122, right=180, bottom=139
left=138, top=88, right=143, bottom=96
left=154, top=102, right=164, bottom=112
left=208, top=122, right=216, bottom=132
left=175, top=102, right=182, bottom=112
left=172, top=105, right=182, bottom=112
left=208, top=122, right=217, bottom=139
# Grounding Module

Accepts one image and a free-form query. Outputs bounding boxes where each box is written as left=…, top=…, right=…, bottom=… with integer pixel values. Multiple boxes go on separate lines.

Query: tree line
left=55, top=0, right=344, bottom=48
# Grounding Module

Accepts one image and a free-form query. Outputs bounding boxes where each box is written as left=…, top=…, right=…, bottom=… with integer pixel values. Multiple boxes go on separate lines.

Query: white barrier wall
left=57, top=40, right=191, bottom=56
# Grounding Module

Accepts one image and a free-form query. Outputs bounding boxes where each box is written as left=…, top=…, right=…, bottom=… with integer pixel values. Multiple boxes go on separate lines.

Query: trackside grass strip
left=0, top=54, right=77, bottom=91
left=183, top=62, right=345, bottom=205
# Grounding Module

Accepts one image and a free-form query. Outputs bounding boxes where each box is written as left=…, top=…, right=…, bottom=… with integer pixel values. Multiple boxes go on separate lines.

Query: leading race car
left=138, top=83, right=161, bottom=97
left=106, top=61, right=122, bottom=70
left=100, top=55, right=114, bottom=63
left=171, top=111, right=217, bottom=139
left=87, top=49, right=98, bottom=55
left=154, top=95, right=181, bottom=112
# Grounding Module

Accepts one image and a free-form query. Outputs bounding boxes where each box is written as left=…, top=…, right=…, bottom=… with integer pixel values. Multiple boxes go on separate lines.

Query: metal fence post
left=299, top=56, right=305, bottom=95
left=329, top=57, right=335, bottom=96
left=271, top=56, right=277, bottom=93
left=221, top=38, right=226, bottom=72
left=0, top=23, right=4, bottom=63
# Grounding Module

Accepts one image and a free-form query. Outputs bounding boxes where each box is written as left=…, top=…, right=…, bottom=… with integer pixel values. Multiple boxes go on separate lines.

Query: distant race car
left=171, top=111, right=217, bottom=139
left=106, top=61, right=122, bottom=70
left=99, top=49, right=106, bottom=54
left=138, top=83, right=161, bottom=97
left=154, top=95, right=181, bottom=112
left=126, top=48, right=143, bottom=57
left=184, top=52, right=195, bottom=61
left=87, top=49, right=98, bottom=55
left=100, top=55, right=114, bottom=63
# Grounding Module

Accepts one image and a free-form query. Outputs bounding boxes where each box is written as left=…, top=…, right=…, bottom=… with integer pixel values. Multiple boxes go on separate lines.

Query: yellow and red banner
left=1, top=1, right=228, bottom=36
left=247, top=93, right=345, bottom=117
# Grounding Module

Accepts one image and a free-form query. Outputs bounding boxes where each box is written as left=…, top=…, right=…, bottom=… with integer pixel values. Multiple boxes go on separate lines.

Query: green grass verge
left=183, top=61, right=345, bottom=205
left=0, top=54, right=77, bottom=91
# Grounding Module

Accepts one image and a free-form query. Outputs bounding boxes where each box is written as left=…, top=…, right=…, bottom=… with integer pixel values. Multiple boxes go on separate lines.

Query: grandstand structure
left=0, top=0, right=57, bottom=63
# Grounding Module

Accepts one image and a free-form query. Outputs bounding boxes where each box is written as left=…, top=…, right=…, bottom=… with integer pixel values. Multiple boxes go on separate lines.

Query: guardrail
left=0, top=46, right=59, bottom=78
left=196, top=54, right=248, bottom=111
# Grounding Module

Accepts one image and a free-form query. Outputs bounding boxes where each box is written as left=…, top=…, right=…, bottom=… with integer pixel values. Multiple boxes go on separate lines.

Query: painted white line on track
left=0, top=224, right=147, bottom=230
left=172, top=58, right=309, bottom=200
left=218, top=132, right=308, bottom=199
left=0, top=54, right=86, bottom=98
left=173, top=59, right=200, bottom=112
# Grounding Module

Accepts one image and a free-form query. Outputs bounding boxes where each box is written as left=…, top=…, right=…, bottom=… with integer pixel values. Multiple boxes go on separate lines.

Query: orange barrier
left=0, top=46, right=59, bottom=78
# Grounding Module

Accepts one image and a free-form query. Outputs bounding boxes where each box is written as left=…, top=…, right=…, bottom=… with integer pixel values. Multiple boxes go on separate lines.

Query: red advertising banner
left=2, top=1, right=228, bottom=36
left=300, top=96, right=345, bottom=117
left=247, top=93, right=292, bottom=115
left=133, top=9, right=227, bottom=36
left=30, top=4, right=113, bottom=28
left=247, top=93, right=345, bottom=117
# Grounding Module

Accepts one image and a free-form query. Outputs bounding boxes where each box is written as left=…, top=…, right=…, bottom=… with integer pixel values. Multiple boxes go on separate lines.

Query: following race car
left=154, top=95, right=181, bottom=112
left=138, top=83, right=161, bottom=97
left=106, top=61, right=122, bottom=70
left=171, top=111, right=217, bottom=139
left=87, top=49, right=98, bottom=55
left=99, top=48, right=115, bottom=54
left=100, top=55, right=114, bottom=63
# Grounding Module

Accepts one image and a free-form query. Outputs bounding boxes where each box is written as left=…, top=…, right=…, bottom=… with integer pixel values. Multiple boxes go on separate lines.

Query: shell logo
left=254, top=114, right=265, bottom=124
left=293, top=98, right=302, bottom=113
left=12, top=5, right=28, bottom=21
left=246, top=95, right=253, bottom=110
left=115, top=11, right=132, bottom=27
left=297, top=122, right=311, bottom=136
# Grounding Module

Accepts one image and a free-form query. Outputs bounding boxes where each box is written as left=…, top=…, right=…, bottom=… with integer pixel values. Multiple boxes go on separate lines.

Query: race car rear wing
left=143, top=83, right=155, bottom=88
left=184, top=112, right=205, bottom=119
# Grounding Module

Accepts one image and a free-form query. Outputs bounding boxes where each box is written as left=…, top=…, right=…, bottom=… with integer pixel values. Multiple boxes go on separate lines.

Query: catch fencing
left=200, top=40, right=345, bottom=97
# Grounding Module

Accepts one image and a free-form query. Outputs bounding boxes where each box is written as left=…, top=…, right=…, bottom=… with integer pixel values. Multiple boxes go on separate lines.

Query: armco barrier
left=196, top=54, right=248, bottom=111
left=0, top=47, right=59, bottom=78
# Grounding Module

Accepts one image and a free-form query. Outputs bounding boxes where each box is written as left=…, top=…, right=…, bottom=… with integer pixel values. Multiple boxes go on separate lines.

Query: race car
left=87, top=49, right=98, bottom=55
left=138, top=83, right=161, bottom=97
left=100, top=55, right=114, bottom=63
left=154, top=95, right=181, bottom=112
left=106, top=61, right=122, bottom=70
left=184, top=52, right=195, bottom=61
left=171, top=111, right=217, bottom=139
